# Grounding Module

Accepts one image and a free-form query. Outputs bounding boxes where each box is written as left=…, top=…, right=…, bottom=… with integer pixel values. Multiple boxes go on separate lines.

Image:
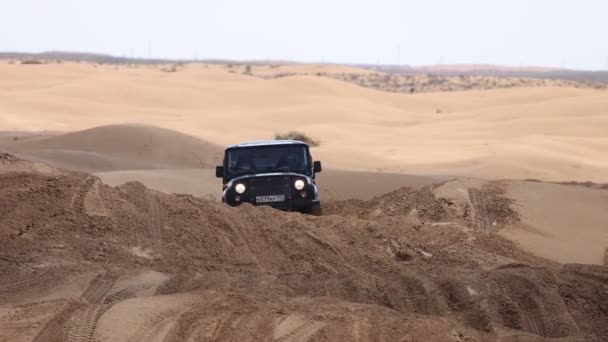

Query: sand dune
left=1, top=124, right=222, bottom=172
left=1, top=124, right=441, bottom=201
left=1, top=62, right=607, bottom=181
left=411, top=64, right=564, bottom=73
left=436, top=178, right=608, bottom=265
left=249, top=64, right=605, bottom=94
left=501, top=180, right=608, bottom=265
left=236, top=62, right=377, bottom=76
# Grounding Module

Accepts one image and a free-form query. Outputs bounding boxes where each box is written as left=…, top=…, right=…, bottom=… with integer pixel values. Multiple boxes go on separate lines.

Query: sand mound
left=94, top=168, right=608, bottom=265
left=2, top=124, right=223, bottom=172
left=95, top=168, right=441, bottom=201
left=1, top=156, right=606, bottom=341
left=0, top=152, right=62, bottom=175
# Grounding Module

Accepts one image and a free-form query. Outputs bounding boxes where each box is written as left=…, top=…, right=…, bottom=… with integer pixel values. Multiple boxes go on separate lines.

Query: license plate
left=256, top=195, right=285, bottom=203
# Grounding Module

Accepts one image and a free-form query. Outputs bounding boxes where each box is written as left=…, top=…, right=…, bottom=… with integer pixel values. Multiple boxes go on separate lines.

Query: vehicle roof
left=226, top=140, right=309, bottom=149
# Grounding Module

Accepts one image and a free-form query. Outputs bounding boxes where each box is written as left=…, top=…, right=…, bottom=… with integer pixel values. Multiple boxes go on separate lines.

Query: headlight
left=294, top=179, right=305, bottom=190
left=235, top=183, right=246, bottom=194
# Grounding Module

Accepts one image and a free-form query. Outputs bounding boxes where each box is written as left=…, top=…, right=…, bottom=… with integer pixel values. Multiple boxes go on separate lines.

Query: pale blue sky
left=2, top=0, right=607, bottom=70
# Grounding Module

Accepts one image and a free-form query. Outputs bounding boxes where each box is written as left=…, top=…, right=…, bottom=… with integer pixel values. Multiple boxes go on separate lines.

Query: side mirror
left=313, top=161, right=322, bottom=173
left=215, top=166, right=224, bottom=178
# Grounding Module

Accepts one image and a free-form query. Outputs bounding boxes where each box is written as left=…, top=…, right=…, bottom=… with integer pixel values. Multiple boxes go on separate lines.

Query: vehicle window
left=227, top=145, right=309, bottom=178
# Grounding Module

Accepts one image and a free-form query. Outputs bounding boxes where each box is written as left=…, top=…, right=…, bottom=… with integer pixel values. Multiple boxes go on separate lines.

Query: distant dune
left=409, top=63, right=566, bottom=73
left=1, top=124, right=223, bottom=172
left=0, top=62, right=607, bottom=182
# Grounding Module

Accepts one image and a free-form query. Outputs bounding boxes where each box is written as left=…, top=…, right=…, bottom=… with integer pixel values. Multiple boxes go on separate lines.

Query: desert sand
left=1, top=62, right=607, bottom=182
left=1, top=62, right=607, bottom=341
left=1, top=154, right=607, bottom=342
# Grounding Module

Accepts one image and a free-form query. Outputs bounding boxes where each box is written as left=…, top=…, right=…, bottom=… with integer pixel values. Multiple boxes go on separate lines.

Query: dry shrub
left=161, top=64, right=179, bottom=73
left=274, top=131, right=320, bottom=147
left=21, top=59, right=44, bottom=65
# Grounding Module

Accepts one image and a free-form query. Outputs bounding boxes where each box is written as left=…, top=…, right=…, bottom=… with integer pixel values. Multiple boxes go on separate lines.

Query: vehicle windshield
left=226, top=145, right=310, bottom=179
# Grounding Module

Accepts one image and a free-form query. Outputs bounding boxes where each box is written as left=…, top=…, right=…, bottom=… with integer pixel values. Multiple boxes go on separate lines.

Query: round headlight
left=235, top=183, right=246, bottom=194
left=294, top=179, right=306, bottom=190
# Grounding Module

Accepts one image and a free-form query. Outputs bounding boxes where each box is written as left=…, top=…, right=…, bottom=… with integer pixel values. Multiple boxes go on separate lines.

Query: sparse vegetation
left=20, top=59, right=44, bottom=65
left=243, top=64, right=252, bottom=74
left=274, top=131, right=320, bottom=147
left=251, top=69, right=607, bottom=93
left=161, top=64, right=179, bottom=73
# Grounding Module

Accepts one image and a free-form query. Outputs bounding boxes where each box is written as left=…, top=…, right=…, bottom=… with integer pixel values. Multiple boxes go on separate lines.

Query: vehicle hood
left=227, top=172, right=312, bottom=185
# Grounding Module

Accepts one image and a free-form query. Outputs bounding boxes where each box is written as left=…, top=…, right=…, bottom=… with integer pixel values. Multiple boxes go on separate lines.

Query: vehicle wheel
left=310, top=205, right=322, bottom=216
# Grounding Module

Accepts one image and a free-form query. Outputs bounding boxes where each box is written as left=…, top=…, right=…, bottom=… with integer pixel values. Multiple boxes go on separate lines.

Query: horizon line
left=4, top=49, right=606, bottom=72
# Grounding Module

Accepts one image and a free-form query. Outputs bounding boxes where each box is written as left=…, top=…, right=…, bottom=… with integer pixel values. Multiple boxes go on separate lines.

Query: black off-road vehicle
left=216, top=140, right=322, bottom=214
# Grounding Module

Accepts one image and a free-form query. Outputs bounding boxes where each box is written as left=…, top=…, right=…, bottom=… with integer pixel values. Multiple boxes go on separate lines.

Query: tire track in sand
left=69, top=175, right=94, bottom=213
left=80, top=274, right=116, bottom=304
left=32, top=273, right=114, bottom=342
left=525, top=315, right=546, bottom=337
left=146, top=190, right=162, bottom=250
left=0, top=271, right=55, bottom=292
left=83, top=179, right=109, bottom=217
left=32, top=301, right=81, bottom=342
left=468, top=188, right=492, bottom=233
left=275, top=316, right=326, bottom=342
left=32, top=273, right=153, bottom=342
left=65, top=305, right=106, bottom=342
left=103, top=283, right=154, bottom=305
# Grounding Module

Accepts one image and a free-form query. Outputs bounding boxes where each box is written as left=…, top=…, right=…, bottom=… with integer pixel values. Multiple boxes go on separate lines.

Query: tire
left=310, top=204, right=322, bottom=216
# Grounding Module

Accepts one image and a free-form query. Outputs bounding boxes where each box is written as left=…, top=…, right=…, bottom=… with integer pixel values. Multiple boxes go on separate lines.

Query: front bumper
left=225, top=192, right=319, bottom=211
left=223, top=175, right=319, bottom=212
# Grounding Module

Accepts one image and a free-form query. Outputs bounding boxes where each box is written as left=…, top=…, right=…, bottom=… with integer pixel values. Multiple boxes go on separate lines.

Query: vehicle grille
left=248, top=176, right=292, bottom=197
